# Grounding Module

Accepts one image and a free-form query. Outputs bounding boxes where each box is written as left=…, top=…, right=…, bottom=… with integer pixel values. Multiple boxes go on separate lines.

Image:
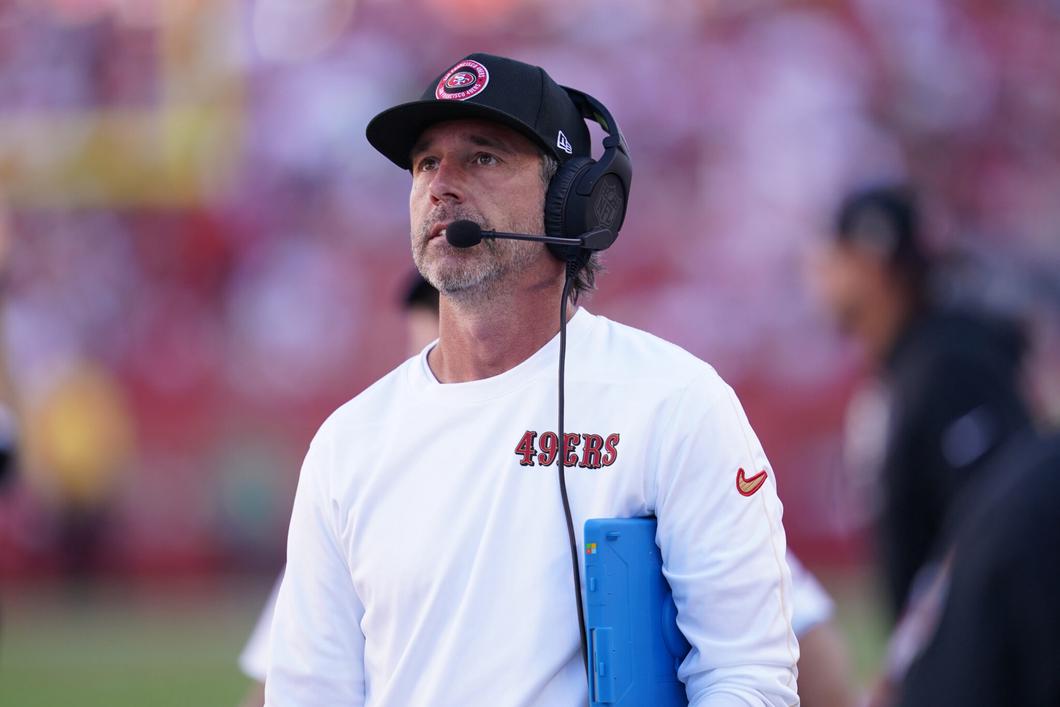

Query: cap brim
left=366, top=100, right=558, bottom=170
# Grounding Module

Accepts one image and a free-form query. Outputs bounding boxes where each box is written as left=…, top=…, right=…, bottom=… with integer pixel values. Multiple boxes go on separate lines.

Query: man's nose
left=428, top=159, right=465, bottom=204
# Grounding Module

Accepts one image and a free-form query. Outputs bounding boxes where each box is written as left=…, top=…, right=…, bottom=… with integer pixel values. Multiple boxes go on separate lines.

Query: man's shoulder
left=894, top=308, right=1025, bottom=379
left=315, top=354, right=420, bottom=439
left=582, top=312, right=725, bottom=391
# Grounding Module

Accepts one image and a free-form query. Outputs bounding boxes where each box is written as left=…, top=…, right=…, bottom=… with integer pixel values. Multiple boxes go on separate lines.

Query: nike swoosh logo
left=736, top=468, right=768, bottom=497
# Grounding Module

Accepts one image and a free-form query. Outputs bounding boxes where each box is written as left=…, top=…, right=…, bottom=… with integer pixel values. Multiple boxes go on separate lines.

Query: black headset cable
left=557, top=259, right=589, bottom=678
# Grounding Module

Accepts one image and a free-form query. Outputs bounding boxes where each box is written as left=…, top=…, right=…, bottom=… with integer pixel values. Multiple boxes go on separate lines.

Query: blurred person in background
left=862, top=429, right=1060, bottom=707
left=895, top=431, right=1060, bottom=707
left=815, top=184, right=1033, bottom=620
left=787, top=553, right=859, bottom=707
left=236, top=271, right=440, bottom=707
left=22, top=362, right=133, bottom=581
left=0, top=195, right=19, bottom=490
left=0, top=194, right=21, bottom=639
left=2, top=192, right=133, bottom=585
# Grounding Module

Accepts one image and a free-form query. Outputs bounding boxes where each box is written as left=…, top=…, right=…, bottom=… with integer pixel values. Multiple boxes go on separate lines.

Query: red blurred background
left=1, top=0, right=1057, bottom=581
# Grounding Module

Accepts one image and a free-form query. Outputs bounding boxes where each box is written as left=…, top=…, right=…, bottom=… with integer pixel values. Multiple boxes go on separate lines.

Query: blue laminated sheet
left=583, top=517, right=690, bottom=706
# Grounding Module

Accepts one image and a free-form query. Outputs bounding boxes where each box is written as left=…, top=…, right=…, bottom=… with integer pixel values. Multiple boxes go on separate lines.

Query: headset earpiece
left=545, top=156, right=594, bottom=262
left=543, top=89, right=632, bottom=263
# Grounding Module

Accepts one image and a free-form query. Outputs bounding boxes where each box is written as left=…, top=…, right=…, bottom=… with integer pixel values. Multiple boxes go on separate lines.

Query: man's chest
left=332, top=405, right=656, bottom=610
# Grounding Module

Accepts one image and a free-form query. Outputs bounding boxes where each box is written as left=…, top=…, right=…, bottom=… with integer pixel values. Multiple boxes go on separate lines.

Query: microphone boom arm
left=480, top=230, right=582, bottom=246
left=481, top=228, right=616, bottom=251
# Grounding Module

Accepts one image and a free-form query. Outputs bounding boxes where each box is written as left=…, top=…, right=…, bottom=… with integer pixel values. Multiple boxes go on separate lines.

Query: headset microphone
left=445, top=219, right=617, bottom=251
left=444, top=220, right=485, bottom=248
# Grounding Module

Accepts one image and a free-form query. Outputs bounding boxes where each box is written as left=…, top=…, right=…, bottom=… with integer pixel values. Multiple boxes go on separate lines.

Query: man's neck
left=428, top=270, right=575, bottom=383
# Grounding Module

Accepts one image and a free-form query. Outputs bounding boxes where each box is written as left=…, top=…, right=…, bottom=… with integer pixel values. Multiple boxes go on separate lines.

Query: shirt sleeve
left=652, top=374, right=799, bottom=706
left=265, top=433, right=367, bottom=706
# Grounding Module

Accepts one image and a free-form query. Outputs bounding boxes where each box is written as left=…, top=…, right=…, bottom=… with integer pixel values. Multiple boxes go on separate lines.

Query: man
left=266, top=53, right=798, bottom=706
left=816, top=185, right=1031, bottom=618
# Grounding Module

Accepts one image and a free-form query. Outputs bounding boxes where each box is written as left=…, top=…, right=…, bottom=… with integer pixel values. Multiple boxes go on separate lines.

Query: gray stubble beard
left=411, top=211, right=543, bottom=305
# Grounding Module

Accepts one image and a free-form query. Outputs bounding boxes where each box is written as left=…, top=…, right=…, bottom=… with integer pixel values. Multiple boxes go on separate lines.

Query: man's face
left=813, top=242, right=892, bottom=346
left=408, top=119, right=548, bottom=298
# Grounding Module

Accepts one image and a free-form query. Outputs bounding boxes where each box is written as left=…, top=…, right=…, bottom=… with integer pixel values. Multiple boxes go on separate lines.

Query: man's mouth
left=428, top=223, right=450, bottom=241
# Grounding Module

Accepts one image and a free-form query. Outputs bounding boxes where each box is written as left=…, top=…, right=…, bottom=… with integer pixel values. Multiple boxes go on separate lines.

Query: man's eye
left=416, top=157, right=438, bottom=172
left=473, top=153, right=498, bottom=166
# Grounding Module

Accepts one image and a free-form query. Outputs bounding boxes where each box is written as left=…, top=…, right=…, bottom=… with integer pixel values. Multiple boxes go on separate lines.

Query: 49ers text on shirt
left=514, top=430, right=620, bottom=468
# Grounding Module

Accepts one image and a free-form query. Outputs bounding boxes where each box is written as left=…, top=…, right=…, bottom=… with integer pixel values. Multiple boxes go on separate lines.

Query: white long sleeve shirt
left=266, top=309, right=799, bottom=706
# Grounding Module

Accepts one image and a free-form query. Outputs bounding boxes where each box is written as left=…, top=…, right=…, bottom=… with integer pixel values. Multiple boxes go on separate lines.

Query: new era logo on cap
left=557, top=130, right=573, bottom=154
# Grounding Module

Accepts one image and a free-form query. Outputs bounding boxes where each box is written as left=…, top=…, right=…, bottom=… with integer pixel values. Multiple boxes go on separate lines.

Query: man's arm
left=265, top=433, right=367, bottom=706
left=653, top=374, right=799, bottom=706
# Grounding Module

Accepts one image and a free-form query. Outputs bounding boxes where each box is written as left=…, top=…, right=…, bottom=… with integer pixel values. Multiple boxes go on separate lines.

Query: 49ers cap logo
left=436, top=59, right=489, bottom=101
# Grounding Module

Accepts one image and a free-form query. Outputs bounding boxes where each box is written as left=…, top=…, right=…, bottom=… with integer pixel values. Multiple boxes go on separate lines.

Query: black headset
left=544, top=88, right=633, bottom=265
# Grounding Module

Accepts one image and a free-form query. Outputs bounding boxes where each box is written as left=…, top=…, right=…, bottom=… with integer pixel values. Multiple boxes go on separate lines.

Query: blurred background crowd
left=0, top=0, right=1058, bottom=704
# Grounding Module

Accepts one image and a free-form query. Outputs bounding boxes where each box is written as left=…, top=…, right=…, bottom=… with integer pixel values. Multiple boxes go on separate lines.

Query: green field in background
left=1, top=577, right=266, bottom=707
left=0, top=571, right=887, bottom=706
